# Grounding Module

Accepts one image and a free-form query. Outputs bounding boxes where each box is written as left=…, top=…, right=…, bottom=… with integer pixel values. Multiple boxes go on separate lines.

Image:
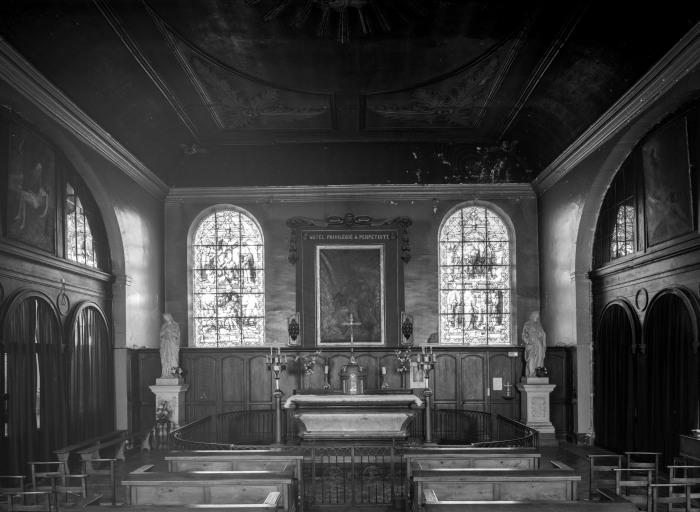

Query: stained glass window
left=192, top=208, right=264, bottom=347
left=65, top=182, right=97, bottom=267
left=439, top=206, right=511, bottom=345
left=610, top=204, right=635, bottom=260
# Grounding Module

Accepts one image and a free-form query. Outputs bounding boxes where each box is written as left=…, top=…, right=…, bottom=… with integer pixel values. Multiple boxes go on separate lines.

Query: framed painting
left=642, top=115, right=694, bottom=246
left=287, top=213, right=412, bottom=348
left=5, top=121, right=56, bottom=253
left=316, top=245, right=385, bottom=346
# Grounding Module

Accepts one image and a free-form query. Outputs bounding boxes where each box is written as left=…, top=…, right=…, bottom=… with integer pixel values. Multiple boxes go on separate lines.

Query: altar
left=283, top=392, right=423, bottom=441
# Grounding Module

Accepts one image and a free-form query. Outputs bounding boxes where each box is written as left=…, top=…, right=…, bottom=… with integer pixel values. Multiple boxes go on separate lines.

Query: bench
left=403, top=448, right=541, bottom=481
left=411, top=467, right=581, bottom=511
left=121, top=465, right=296, bottom=511
left=53, top=430, right=128, bottom=471
left=422, top=491, right=636, bottom=511
left=165, top=450, right=305, bottom=512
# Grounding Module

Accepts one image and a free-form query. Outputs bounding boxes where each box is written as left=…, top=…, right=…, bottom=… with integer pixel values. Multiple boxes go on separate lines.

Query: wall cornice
left=166, top=183, right=536, bottom=203
left=533, top=22, right=700, bottom=194
left=0, top=37, right=169, bottom=199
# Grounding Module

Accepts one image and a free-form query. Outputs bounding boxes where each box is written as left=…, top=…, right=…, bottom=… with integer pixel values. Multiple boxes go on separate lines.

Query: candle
left=381, top=366, right=386, bottom=375
left=270, top=347, right=273, bottom=356
left=324, top=365, right=329, bottom=374
left=421, top=345, right=426, bottom=354
left=277, top=347, right=281, bottom=356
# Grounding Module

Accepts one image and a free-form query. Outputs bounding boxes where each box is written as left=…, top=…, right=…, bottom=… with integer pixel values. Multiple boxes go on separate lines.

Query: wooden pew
left=165, top=450, right=305, bottom=512
left=422, top=492, right=636, bottom=512
left=53, top=430, right=128, bottom=471
left=121, top=465, right=296, bottom=511
left=411, top=467, right=581, bottom=512
left=403, top=448, right=541, bottom=481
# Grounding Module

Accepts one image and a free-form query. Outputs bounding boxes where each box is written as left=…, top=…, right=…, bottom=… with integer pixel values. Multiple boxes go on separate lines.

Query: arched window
left=439, top=205, right=512, bottom=345
left=192, top=208, right=264, bottom=347
left=64, top=182, right=97, bottom=267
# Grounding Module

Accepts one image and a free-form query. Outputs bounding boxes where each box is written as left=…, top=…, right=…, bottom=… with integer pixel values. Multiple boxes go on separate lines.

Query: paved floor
left=30, top=441, right=616, bottom=511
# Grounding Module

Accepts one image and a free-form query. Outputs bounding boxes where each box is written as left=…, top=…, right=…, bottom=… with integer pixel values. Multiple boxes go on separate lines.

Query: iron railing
left=172, top=408, right=537, bottom=450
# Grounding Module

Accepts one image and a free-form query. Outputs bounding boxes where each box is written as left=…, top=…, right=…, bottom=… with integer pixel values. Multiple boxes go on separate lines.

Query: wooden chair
left=614, top=468, right=654, bottom=510
left=589, top=454, right=623, bottom=499
left=28, top=460, right=90, bottom=508
left=625, top=452, right=661, bottom=473
left=668, top=465, right=700, bottom=511
left=5, top=490, right=53, bottom=512
left=0, top=476, right=26, bottom=499
left=649, top=482, right=691, bottom=512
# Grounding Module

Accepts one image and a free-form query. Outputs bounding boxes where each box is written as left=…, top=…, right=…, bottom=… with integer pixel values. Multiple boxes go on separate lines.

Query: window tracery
left=439, top=206, right=512, bottom=345
left=192, top=208, right=265, bottom=347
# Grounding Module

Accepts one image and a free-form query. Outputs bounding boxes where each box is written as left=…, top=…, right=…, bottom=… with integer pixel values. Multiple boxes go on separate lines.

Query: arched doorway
left=593, top=300, right=638, bottom=453
left=642, top=290, right=700, bottom=463
left=1, top=291, right=66, bottom=474
left=67, top=302, right=114, bottom=443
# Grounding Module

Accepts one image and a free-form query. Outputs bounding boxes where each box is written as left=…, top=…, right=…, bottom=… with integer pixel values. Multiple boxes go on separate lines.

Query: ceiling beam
left=497, top=4, right=588, bottom=140
left=93, top=0, right=201, bottom=142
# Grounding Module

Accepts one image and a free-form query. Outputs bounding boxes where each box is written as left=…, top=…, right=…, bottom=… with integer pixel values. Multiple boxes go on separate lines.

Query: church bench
left=121, top=467, right=296, bottom=511
left=165, top=451, right=305, bottom=511
left=421, top=492, right=636, bottom=512
left=53, top=430, right=128, bottom=471
left=411, top=467, right=581, bottom=512
left=403, top=448, right=541, bottom=480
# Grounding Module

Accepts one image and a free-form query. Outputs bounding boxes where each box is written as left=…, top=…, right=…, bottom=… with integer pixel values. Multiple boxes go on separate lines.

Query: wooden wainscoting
left=130, top=346, right=574, bottom=440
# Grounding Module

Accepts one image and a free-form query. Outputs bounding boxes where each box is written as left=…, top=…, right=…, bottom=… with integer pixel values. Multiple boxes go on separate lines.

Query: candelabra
left=266, top=347, right=288, bottom=390
left=266, top=347, right=288, bottom=446
left=395, top=344, right=438, bottom=444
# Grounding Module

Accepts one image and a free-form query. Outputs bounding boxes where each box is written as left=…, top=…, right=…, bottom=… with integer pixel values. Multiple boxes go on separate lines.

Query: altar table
left=283, top=393, right=423, bottom=440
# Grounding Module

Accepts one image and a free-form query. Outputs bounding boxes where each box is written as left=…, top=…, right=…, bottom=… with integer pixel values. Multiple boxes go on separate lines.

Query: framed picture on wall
left=316, top=244, right=385, bottom=346
left=5, top=120, right=56, bottom=253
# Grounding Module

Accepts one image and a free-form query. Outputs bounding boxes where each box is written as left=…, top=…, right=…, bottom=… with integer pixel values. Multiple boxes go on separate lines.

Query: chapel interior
left=2, top=1, right=700, bottom=511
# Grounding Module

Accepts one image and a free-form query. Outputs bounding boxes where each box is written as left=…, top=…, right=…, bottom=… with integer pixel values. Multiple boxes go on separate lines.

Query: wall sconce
left=400, top=312, right=414, bottom=345
left=288, top=313, right=301, bottom=346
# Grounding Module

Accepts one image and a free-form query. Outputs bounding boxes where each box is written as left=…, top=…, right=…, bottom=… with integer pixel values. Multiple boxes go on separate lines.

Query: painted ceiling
left=1, top=1, right=699, bottom=186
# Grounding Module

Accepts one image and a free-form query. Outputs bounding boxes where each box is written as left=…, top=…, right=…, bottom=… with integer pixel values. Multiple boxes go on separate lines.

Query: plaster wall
left=163, top=187, right=540, bottom=351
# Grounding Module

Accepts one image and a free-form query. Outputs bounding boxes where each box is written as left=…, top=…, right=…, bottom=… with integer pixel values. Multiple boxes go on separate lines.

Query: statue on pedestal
left=522, top=310, right=546, bottom=378
left=159, top=313, right=180, bottom=378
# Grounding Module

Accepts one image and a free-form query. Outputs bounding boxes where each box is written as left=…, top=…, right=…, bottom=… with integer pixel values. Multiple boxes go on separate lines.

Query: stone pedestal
left=516, top=377, right=557, bottom=445
left=149, top=377, right=189, bottom=428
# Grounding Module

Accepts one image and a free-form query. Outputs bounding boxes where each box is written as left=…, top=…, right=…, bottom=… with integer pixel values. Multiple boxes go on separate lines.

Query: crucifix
left=342, top=313, right=362, bottom=353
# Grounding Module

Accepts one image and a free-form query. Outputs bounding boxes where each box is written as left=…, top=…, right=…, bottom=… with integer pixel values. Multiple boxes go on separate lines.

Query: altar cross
left=342, top=313, right=362, bottom=350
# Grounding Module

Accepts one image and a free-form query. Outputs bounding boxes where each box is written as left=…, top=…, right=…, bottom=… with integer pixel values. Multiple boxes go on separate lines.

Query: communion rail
left=170, top=408, right=537, bottom=449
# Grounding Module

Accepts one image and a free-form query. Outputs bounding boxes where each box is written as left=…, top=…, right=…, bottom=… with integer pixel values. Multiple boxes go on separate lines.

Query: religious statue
left=159, top=313, right=180, bottom=378
left=522, top=310, right=546, bottom=378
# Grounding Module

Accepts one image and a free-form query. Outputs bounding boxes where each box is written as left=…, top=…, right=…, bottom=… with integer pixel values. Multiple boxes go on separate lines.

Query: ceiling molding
left=93, top=0, right=200, bottom=141
left=497, top=4, right=587, bottom=140
left=0, top=36, right=169, bottom=198
left=534, top=22, right=700, bottom=194
left=166, top=183, right=536, bottom=203
left=144, top=0, right=226, bottom=130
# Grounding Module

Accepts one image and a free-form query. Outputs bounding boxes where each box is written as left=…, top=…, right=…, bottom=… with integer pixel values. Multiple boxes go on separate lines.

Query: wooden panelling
left=128, top=347, right=575, bottom=435
left=544, top=347, right=575, bottom=441
left=222, top=356, right=246, bottom=403
left=461, top=354, right=486, bottom=402
left=434, top=354, right=458, bottom=403
left=189, top=356, right=218, bottom=407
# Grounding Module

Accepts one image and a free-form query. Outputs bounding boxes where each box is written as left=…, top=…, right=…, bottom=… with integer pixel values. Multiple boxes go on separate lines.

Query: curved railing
left=171, top=409, right=295, bottom=450
left=171, top=407, right=537, bottom=449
